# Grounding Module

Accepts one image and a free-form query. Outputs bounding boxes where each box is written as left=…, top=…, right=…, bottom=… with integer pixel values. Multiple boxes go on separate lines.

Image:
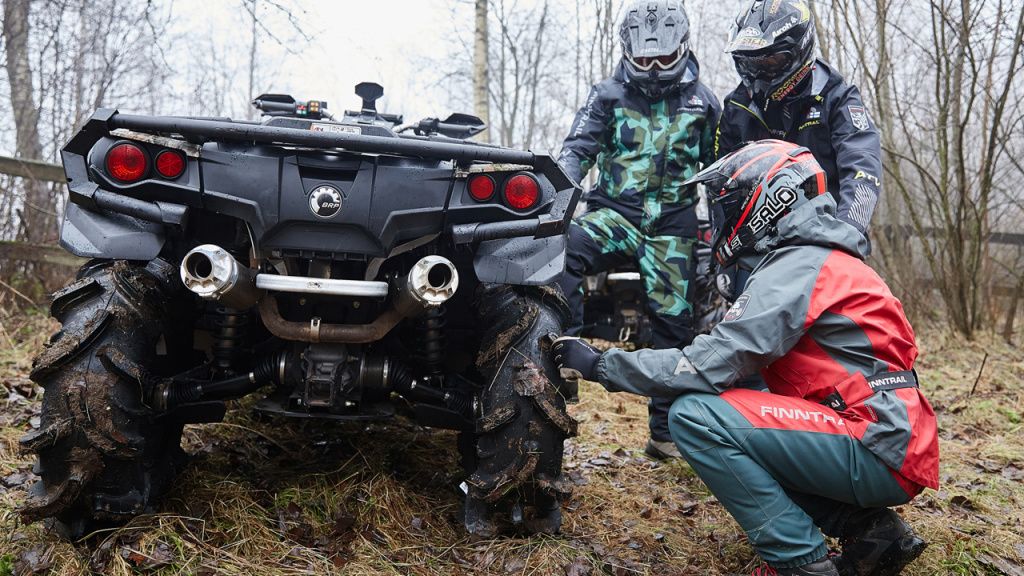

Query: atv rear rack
left=87, top=110, right=581, bottom=243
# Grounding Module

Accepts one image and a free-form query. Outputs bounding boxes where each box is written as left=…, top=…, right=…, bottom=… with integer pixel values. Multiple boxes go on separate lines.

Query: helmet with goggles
left=727, top=0, right=817, bottom=105
left=620, top=0, right=691, bottom=98
left=684, top=140, right=827, bottom=268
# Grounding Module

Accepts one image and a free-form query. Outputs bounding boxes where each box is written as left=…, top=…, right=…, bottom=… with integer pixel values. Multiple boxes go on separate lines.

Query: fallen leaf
left=975, top=459, right=1002, bottom=473
left=331, top=511, right=356, bottom=538
left=675, top=500, right=699, bottom=516
left=1001, top=465, right=1024, bottom=482
left=565, top=556, right=592, bottom=576
left=121, top=540, right=174, bottom=571
left=15, top=546, right=53, bottom=575
left=950, top=495, right=976, bottom=510
left=1, top=471, right=30, bottom=488
left=473, top=551, right=496, bottom=569
left=504, top=557, right=527, bottom=573
left=977, top=553, right=1024, bottom=576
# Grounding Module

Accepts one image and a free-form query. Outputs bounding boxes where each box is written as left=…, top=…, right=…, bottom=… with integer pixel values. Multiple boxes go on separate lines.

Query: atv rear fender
left=58, top=109, right=581, bottom=279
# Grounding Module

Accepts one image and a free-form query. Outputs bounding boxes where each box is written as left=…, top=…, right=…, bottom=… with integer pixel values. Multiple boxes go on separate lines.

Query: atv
left=21, top=83, right=581, bottom=539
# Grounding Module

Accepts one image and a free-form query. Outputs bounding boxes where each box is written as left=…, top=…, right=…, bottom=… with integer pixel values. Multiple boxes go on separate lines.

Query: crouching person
left=550, top=140, right=937, bottom=576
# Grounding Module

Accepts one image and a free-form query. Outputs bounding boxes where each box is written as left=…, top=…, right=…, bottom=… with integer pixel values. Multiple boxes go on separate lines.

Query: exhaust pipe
left=259, top=255, right=460, bottom=343
left=180, top=244, right=262, bottom=309
left=399, top=255, right=459, bottom=308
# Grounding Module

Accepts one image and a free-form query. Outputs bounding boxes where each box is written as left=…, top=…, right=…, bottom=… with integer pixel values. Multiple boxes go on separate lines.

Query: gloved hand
left=550, top=336, right=602, bottom=383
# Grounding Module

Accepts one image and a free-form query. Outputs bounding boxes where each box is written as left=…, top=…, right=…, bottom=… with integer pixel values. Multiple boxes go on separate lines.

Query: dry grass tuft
left=1, top=311, right=1022, bottom=575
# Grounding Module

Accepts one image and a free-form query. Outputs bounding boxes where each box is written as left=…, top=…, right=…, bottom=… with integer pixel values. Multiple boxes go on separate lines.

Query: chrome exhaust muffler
left=180, top=244, right=261, bottom=309
left=399, top=255, right=460, bottom=308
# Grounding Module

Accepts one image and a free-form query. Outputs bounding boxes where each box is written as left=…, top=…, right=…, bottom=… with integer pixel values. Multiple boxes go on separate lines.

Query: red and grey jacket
left=595, top=194, right=939, bottom=490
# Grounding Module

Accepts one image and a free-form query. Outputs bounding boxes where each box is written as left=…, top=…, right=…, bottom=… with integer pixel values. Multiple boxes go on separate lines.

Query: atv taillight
left=155, top=150, right=186, bottom=179
left=503, top=174, right=540, bottom=210
left=105, top=143, right=148, bottom=183
left=468, top=174, right=495, bottom=201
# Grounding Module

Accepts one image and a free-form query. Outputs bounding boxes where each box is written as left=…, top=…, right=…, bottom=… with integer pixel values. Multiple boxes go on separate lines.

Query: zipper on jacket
left=730, top=99, right=772, bottom=134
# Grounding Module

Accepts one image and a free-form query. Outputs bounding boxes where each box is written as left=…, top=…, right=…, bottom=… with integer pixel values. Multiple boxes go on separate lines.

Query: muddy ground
left=1, top=310, right=1023, bottom=575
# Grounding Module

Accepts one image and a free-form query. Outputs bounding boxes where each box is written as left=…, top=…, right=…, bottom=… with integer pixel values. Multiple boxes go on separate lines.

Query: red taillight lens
left=503, top=174, right=540, bottom=210
left=105, top=143, right=148, bottom=182
left=468, top=174, right=495, bottom=201
left=155, top=150, right=186, bottom=179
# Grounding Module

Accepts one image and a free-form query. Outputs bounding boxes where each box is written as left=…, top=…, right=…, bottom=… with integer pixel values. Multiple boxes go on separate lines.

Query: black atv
left=21, top=83, right=581, bottom=539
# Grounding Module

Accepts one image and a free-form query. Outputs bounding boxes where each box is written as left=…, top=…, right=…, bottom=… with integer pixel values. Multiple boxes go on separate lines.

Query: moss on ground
left=1, top=311, right=1022, bottom=574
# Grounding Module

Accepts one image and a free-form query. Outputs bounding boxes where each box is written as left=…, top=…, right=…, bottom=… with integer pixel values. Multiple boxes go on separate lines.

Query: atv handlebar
left=108, top=112, right=535, bottom=165
left=252, top=97, right=330, bottom=120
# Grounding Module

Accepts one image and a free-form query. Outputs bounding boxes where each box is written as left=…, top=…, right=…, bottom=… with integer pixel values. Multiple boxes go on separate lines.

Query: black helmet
left=684, top=140, right=827, bottom=267
left=620, top=0, right=691, bottom=98
left=727, top=0, right=817, bottom=104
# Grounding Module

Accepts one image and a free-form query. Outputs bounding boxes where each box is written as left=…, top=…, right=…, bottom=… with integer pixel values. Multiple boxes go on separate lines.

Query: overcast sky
left=168, top=0, right=475, bottom=121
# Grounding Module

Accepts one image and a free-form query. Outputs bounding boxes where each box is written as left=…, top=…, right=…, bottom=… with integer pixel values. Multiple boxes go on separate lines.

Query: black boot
left=835, top=509, right=927, bottom=576
left=748, top=558, right=840, bottom=576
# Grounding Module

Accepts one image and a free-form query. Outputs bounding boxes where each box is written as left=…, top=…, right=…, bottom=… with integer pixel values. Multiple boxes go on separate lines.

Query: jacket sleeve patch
left=847, top=105, right=869, bottom=131
left=724, top=293, right=751, bottom=321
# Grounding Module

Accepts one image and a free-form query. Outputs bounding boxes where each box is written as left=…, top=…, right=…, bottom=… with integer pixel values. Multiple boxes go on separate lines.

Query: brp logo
left=309, top=185, right=343, bottom=218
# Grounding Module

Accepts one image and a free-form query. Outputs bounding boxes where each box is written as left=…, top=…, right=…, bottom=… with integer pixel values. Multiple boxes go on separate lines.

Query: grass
left=1, top=310, right=1023, bottom=575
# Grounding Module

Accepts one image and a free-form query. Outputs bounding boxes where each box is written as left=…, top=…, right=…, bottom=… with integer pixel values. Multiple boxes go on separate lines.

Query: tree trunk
left=3, top=0, right=54, bottom=244
left=473, top=0, right=491, bottom=143
left=247, top=0, right=259, bottom=121
left=1003, top=274, right=1023, bottom=345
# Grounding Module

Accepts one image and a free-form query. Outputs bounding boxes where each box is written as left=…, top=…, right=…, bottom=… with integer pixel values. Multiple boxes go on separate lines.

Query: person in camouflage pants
left=557, top=0, right=720, bottom=459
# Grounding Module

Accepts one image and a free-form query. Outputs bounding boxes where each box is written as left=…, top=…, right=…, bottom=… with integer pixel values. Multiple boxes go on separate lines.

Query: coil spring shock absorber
left=418, top=305, right=447, bottom=378
left=212, top=306, right=247, bottom=373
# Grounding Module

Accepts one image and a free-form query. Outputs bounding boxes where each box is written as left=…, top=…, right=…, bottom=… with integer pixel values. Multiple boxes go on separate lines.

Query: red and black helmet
left=685, top=140, right=826, bottom=267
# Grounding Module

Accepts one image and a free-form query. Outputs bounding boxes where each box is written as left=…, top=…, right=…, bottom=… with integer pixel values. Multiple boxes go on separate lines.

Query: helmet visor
left=707, top=184, right=749, bottom=264
left=626, top=43, right=688, bottom=71
left=733, top=49, right=797, bottom=81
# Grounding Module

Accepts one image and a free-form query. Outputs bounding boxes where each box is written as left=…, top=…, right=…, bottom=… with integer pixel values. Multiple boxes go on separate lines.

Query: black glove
left=550, top=336, right=602, bottom=382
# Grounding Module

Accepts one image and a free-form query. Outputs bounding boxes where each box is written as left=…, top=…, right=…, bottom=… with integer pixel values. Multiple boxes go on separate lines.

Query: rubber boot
left=644, top=439, right=682, bottom=460
left=835, top=509, right=927, bottom=576
left=748, top=557, right=840, bottom=576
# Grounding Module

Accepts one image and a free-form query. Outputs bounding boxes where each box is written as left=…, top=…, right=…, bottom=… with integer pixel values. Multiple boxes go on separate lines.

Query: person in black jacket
left=716, top=0, right=882, bottom=283
left=557, top=0, right=720, bottom=460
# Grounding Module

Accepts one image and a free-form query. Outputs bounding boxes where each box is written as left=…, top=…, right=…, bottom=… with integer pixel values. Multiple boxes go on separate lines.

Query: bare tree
left=474, top=0, right=491, bottom=142
left=820, top=0, right=1024, bottom=337
left=3, top=0, right=52, bottom=244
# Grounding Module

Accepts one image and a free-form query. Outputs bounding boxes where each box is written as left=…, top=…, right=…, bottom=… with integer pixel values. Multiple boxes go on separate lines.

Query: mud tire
left=20, top=259, right=185, bottom=539
left=466, top=284, right=576, bottom=536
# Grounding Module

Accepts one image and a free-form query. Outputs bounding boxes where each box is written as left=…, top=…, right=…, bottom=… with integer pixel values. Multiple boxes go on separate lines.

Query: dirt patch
left=1, top=312, right=1023, bottom=575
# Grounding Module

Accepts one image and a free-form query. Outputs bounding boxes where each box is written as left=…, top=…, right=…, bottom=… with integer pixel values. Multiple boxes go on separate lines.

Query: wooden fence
left=0, top=153, right=1021, bottom=269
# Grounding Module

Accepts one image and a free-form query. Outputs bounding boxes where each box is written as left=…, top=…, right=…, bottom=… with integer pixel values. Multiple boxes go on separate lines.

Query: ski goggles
left=626, top=43, right=688, bottom=71
left=733, top=49, right=797, bottom=80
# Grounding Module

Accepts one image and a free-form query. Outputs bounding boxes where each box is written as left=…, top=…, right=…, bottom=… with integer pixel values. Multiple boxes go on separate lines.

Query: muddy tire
left=465, top=284, right=576, bottom=536
left=20, top=259, right=185, bottom=539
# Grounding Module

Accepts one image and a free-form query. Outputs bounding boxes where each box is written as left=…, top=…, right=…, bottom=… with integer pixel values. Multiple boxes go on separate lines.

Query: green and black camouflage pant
left=557, top=206, right=697, bottom=441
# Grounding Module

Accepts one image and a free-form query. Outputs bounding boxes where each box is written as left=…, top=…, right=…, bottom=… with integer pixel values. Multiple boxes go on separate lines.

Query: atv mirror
left=442, top=113, right=486, bottom=134
left=412, top=113, right=487, bottom=140
left=355, top=82, right=384, bottom=112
